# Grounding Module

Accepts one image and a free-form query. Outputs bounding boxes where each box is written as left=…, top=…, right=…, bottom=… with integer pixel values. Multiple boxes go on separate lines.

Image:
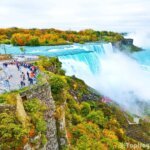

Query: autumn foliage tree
left=0, top=28, right=124, bottom=46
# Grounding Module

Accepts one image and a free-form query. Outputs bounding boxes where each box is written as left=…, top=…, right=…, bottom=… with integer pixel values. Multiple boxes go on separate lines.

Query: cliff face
left=112, top=38, right=141, bottom=52
left=112, top=38, right=133, bottom=48
left=121, top=38, right=133, bottom=45
left=0, top=82, right=61, bottom=150
left=20, top=83, right=59, bottom=150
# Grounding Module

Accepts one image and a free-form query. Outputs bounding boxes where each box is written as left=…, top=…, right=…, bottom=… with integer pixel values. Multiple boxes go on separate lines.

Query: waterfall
left=59, top=43, right=150, bottom=115
left=58, top=43, right=115, bottom=83
left=59, top=43, right=110, bottom=75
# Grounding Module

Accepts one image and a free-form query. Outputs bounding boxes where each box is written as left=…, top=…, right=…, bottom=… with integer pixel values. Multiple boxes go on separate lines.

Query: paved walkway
left=0, top=62, right=37, bottom=94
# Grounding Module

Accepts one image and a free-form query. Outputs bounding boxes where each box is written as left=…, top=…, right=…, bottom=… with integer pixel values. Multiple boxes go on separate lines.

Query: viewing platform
left=0, top=56, right=39, bottom=94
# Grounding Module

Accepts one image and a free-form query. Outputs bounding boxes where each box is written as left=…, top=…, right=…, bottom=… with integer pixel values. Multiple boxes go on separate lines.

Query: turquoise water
left=0, top=43, right=150, bottom=72
left=0, top=43, right=106, bottom=74
left=132, top=49, right=150, bottom=72
left=0, top=44, right=93, bottom=56
left=132, top=49, right=150, bottom=66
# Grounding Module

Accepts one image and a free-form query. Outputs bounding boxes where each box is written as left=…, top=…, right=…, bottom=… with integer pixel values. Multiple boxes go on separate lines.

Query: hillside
left=0, top=57, right=149, bottom=150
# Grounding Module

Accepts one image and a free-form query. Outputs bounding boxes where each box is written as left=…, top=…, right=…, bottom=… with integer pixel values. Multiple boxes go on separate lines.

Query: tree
left=81, top=102, right=91, bottom=116
left=28, top=36, right=40, bottom=46
left=20, top=46, right=26, bottom=55
left=11, top=33, right=31, bottom=46
left=86, top=110, right=106, bottom=127
left=50, top=75, right=66, bottom=95
left=74, top=135, right=107, bottom=150
left=0, top=44, right=7, bottom=54
left=38, top=56, right=65, bottom=75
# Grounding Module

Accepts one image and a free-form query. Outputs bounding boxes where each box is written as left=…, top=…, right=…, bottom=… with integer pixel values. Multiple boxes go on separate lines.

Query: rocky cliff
left=112, top=38, right=141, bottom=52
left=20, top=83, right=59, bottom=150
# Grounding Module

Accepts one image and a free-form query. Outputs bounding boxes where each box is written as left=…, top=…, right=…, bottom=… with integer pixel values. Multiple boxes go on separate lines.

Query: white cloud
left=0, top=0, right=150, bottom=31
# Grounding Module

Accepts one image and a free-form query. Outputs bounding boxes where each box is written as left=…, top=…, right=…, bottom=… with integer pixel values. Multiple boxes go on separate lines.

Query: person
left=27, top=71, right=29, bottom=80
left=20, top=72, right=25, bottom=80
left=20, top=80, right=25, bottom=88
left=9, top=74, right=13, bottom=79
left=29, top=77, right=33, bottom=85
left=31, top=66, right=35, bottom=72
left=4, top=63, right=8, bottom=68
left=16, top=63, right=20, bottom=71
left=30, top=71, right=35, bottom=80
left=4, top=77, right=10, bottom=91
left=23, top=72, right=26, bottom=81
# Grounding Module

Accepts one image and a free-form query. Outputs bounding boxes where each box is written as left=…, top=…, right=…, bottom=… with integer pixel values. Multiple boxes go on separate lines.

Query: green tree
left=86, top=110, right=106, bottom=127
left=0, top=44, right=7, bottom=54
left=50, top=75, right=66, bottom=95
left=81, top=102, right=91, bottom=116
left=29, top=36, right=40, bottom=46
left=38, top=56, right=65, bottom=75
left=20, top=46, right=26, bottom=55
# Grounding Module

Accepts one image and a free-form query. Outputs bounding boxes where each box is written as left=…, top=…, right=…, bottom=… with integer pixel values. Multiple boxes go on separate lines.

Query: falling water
left=59, top=43, right=150, bottom=115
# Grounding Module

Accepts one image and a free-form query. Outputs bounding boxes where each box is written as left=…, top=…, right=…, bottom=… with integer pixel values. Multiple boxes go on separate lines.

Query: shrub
left=0, top=96, right=6, bottom=104
left=24, top=99, right=47, bottom=134
left=72, top=114, right=83, bottom=125
left=50, top=75, right=66, bottom=95
left=0, top=112, right=27, bottom=149
left=38, top=56, right=65, bottom=75
left=41, top=134, right=47, bottom=145
left=35, top=118, right=47, bottom=133
left=24, top=98, right=46, bottom=113
left=74, top=135, right=106, bottom=150
left=5, top=93, right=17, bottom=105
left=80, top=102, right=91, bottom=116
left=103, top=129, right=118, bottom=140
left=67, top=97, right=80, bottom=114
left=72, top=122, right=100, bottom=138
left=29, top=128, right=36, bottom=137
left=86, top=110, right=106, bottom=127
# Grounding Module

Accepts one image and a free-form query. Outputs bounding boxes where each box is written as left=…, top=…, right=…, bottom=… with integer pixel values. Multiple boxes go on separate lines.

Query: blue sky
left=0, top=0, right=150, bottom=32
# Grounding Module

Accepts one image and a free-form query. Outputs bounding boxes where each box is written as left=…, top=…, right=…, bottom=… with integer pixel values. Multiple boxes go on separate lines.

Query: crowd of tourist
left=0, top=60, right=38, bottom=91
